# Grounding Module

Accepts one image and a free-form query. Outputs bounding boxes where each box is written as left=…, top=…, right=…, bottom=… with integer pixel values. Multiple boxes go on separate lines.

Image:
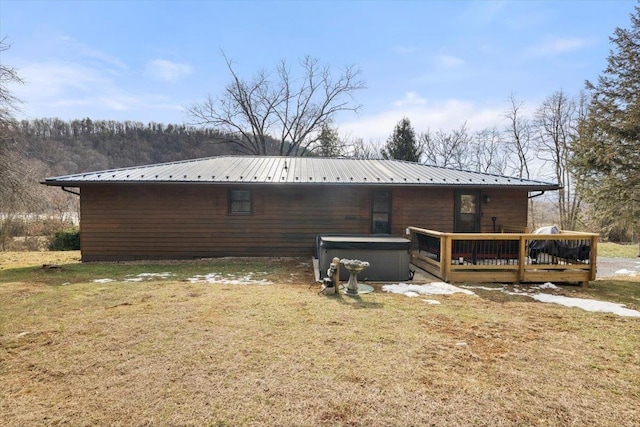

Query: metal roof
left=42, top=156, right=559, bottom=190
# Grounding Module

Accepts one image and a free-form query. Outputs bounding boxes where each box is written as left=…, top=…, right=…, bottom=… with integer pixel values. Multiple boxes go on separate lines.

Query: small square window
left=229, top=190, right=252, bottom=214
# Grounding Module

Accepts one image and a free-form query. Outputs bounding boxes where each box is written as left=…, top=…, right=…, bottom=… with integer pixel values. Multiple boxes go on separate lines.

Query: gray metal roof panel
left=42, top=156, right=559, bottom=189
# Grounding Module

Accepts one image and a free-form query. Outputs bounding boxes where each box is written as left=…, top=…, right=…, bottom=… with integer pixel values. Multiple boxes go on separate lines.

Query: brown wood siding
left=391, top=188, right=455, bottom=234
left=390, top=188, right=528, bottom=235
left=79, top=184, right=528, bottom=261
left=477, top=189, right=528, bottom=232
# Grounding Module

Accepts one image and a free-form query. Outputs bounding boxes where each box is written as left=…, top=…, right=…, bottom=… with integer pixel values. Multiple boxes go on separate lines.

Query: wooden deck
left=408, top=227, right=598, bottom=287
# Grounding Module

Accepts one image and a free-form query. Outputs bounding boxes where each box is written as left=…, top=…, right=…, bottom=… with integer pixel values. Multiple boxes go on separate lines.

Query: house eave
left=41, top=180, right=560, bottom=192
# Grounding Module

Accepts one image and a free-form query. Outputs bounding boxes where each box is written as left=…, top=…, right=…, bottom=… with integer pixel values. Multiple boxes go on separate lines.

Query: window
left=454, top=190, right=481, bottom=232
left=371, top=191, right=391, bottom=234
left=229, top=190, right=252, bottom=214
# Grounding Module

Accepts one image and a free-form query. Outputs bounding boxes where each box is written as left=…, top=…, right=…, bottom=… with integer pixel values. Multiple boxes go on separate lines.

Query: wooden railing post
left=518, top=235, right=526, bottom=283
left=588, top=234, right=599, bottom=284
left=442, top=234, right=451, bottom=281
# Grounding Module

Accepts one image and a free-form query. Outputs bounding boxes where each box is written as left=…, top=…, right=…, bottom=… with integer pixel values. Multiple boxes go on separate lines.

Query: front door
left=454, top=190, right=481, bottom=232
left=371, top=191, right=391, bottom=234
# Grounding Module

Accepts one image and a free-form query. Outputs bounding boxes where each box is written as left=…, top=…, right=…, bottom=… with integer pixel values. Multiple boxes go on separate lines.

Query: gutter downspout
left=528, top=191, right=546, bottom=199
left=62, top=186, right=80, bottom=196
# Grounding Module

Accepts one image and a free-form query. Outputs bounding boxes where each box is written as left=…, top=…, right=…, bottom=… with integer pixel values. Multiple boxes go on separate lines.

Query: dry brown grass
left=0, top=250, right=81, bottom=269
left=1, top=254, right=639, bottom=426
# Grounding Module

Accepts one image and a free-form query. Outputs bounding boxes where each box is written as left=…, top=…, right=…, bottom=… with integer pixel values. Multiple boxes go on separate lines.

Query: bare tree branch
left=187, top=54, right=365, bottom=156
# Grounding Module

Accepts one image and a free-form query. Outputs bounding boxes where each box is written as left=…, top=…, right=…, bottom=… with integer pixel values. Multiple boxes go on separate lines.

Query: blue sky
left=1, top=0, right=636, bottom=144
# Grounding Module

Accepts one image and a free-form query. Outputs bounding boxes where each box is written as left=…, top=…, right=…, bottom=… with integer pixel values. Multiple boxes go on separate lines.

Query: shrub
left=49, top=229, right=80, bottom=251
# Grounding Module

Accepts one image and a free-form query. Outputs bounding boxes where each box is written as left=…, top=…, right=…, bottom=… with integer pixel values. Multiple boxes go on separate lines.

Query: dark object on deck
left=528, top=226, right=591, bottom=263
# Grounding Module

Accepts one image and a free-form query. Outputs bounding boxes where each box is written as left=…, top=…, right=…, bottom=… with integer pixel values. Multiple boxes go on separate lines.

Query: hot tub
left=316, top=235, right=411, bottom=281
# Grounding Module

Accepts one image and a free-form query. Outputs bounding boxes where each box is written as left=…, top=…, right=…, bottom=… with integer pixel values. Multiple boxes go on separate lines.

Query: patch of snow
left=422, top=299, right=441, bottom=305
left=538, top=282, right=559, bottom=289
left=188, top=272, right=273, bottom=285
left=614, top=269, right=638, bottom=276
left=382, top=282, right=475, bottom=297
left=93, top=278, right=115, bottom=284
left=124, top=272, right=175, bottom=282
left=437, top=282, right=640, bottom=318
left=530, top=293, right=640, bottom=317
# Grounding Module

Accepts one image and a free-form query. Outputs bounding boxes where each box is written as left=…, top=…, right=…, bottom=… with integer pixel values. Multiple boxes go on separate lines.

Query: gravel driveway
left=597, top=257, right=640, bottom=279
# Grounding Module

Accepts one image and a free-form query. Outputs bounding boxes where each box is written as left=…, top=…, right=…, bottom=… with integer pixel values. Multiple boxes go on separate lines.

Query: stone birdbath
left=340, top=259, right=370, bottom=296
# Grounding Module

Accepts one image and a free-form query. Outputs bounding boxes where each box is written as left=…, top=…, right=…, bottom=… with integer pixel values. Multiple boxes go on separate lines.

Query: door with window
left=454, top=190, right=481, bottom=232
left=371, top=191, right=391, bottom=234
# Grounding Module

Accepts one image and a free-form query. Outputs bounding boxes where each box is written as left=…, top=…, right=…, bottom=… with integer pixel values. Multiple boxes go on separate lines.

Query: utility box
left=316, top=235, right=411, bottom=282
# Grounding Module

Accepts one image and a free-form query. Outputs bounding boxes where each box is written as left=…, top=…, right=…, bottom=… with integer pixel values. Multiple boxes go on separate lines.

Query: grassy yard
left=1, top=252, right=639, bottom=426
left=598, top=242, right=639, bottom=258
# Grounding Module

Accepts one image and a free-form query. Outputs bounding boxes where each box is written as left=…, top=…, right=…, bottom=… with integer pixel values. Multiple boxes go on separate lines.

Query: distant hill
left=18, top=118, right=254, bottom=176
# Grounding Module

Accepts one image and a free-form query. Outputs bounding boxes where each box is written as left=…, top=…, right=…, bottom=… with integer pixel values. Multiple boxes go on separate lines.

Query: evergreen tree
left=316, top=124, right=344, bottom=157
left=381, top=117, right=422, bottom=162
left=574, top=5, right=640, bottom=247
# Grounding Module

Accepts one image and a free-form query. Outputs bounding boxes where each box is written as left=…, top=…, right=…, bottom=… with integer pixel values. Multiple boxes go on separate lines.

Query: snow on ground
left=529, top=293, right=640, bottom=317
left=91, top=272, right=273, bottom=285
left=93, top=273, right=175, bottom=283
left=92, top=278, right=116, bottom=284
left=597, top=257, right=640, bottom=278
left=462, top=283, right=640, bottom=318
left=382, top=282, right=475, bottom=297
left=125, top=272, right=175, bottom=282
left=614, top=268, right=639, bottom=277
left=187, top=273, right=273, bottom=285
left=384, top=281, right=639, bottom=317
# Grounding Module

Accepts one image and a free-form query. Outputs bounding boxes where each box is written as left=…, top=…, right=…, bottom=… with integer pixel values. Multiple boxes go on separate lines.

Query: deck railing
left=408, top=227, right=598, bottom=286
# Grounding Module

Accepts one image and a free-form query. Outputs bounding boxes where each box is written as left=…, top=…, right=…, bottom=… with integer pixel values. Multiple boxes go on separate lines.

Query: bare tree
left=534, top=90, right=582, bottom=230
left=472, top=126, right=508, bottom=174
left=503, top=94, right=533, bottom=179
left=420, top=123, right=473, bottom=169
left=187, top=54, right=365, bottom=156
left=346, top=138, right=381, bottom=159
left=0, top=37, right=30, bottom=236
left=503, top=94, right=537, bottom=229
left=0, top=37, right=23, bottom=122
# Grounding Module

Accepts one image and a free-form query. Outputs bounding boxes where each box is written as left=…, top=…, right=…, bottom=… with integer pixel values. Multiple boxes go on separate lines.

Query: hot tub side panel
left=318, top=236, right=411, bottom=281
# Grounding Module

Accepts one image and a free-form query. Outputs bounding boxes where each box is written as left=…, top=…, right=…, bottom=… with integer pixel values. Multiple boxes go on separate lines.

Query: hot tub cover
left=317, top=235, right=410, bottom=252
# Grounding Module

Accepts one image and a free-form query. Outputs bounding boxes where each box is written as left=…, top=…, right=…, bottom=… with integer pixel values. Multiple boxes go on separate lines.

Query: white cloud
left=339, top=96, right=508, bottom=144
left=57, top=35, right=128, bottom=71
left=14, top=61, right=112, bottom=99
left=527, top=36, right=590, bottom=57
left=393, top=91, right=427, bottom=107
left=145, top=59, right=193, bottom=82
left=10, top=58, right=185, bottom=121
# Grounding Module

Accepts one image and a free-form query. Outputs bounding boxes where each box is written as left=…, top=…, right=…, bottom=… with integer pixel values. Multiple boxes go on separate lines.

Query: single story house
left=42, top=156, right=559, bottom=261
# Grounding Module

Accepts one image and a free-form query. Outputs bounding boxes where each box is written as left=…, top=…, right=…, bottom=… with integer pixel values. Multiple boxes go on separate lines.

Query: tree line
left=370, top=90, right=585, bottom=232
